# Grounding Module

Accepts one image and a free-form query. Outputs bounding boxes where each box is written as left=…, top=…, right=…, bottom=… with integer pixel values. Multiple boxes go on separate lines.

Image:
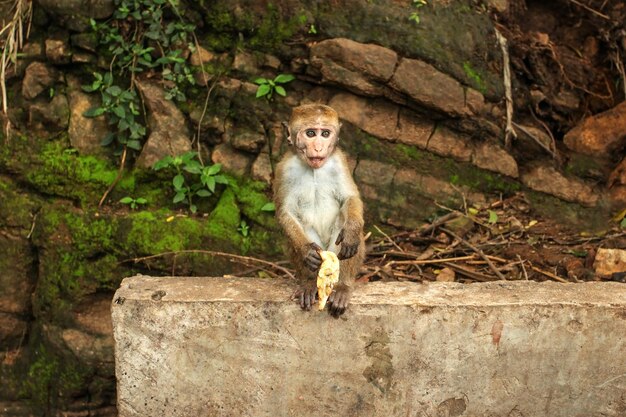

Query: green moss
left=20, top=342, right=91, bottom=412
left=31, top=207, right=122, bottom=321
left=228, top=175, right=277, bottom=229
left=24, top=141, right=128, bottom=206
left=202, top=2, right=307, bottom=52
left=0, top=176, right=42, bottom=231
left=206, top=187, right=242, bottom=242
left=124, top=209, right=203, bottom=254
left=463, top=61, right=487, bottom=94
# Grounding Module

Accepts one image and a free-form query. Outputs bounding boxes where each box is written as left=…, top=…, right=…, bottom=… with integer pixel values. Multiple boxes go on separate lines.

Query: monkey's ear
left=282, top=121, right=293, bottom=145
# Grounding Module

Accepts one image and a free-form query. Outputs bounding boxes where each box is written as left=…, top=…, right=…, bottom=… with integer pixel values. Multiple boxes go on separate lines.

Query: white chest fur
left=282, top=154, right=348, bottom=249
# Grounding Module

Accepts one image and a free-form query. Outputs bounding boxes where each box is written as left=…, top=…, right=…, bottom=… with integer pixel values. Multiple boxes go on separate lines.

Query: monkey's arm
left=276, top=208, right=323, bottom=270
left=335, top=152, right=365, bottom=260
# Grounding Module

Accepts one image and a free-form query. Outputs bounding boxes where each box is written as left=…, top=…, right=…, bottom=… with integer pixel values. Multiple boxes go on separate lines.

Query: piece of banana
left=317, top=250, right=340, bottom=310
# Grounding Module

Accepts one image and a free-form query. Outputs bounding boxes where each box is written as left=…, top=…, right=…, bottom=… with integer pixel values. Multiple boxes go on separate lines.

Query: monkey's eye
left=305, top=129, right=316, bottom=138
left=321, top=130, right=331, bottom=138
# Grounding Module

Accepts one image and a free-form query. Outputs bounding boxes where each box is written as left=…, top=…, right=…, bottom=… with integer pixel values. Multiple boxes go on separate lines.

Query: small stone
left=67, top=75, right=111, bottom=155
left=21, top=62, right=58, bottom=100
left=28, top=93, right=70, bottom=133
left=251, top=153, right=273, bottom=183
left=189, top=46, right=217, bottom=66
left=211, top=144, right=252, bottom=177
left=563, top=101, right=626, bottom=156
left=436, top=268, right=456, bottom=282
left=230, top=129, right=266, bottom=153
left=593, top=248, right=626, bottom=277
left=472, top=142, right=519, bottom=178
left=45, top=38, right=72, bottom=64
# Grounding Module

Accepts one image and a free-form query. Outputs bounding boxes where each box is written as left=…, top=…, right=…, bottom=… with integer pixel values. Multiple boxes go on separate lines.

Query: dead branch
left=441, top=227, right=507, bottom=280
left=494, top=27, right=517, bottom=148
left=98, top=146, right=128, bottom=208
left=124, top=249, right=296, bottom=280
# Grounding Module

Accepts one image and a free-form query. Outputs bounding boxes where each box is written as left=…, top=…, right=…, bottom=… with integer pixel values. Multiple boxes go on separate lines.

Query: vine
left=82, top=0, right=197, bottom=206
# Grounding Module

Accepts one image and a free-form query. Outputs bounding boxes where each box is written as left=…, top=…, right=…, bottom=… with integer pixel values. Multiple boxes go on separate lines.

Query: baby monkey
left=273, top=104, right=365, bottom=316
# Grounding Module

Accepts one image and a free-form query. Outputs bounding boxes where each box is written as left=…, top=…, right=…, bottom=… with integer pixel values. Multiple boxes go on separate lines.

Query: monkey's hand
left=327, top=283, right=351, bottom=317
left=335, top=225, right=360, bottom=260
left=302, top=242, right=323, bottom=271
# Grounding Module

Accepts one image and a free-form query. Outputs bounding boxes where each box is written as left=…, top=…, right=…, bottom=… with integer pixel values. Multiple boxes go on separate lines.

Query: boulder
left=329, top=93, right=398, bottom=141
left=563, top=101, right=626, bottom=156
left=521, top=164, right=599, bottom=207
left=311, top=38, right=398, bottom=83
left=389, top=58, right=484, bottom=117
left=427, top=127, right=473, bottom=162
left=67, top=76, right=111, bottom=154
left=135, top=80, right=192, bottom=168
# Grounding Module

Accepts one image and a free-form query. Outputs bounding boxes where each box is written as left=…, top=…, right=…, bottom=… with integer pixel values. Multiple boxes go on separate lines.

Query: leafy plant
left=119, top=196, right=148, bottom=209
left=153, top=151, right=228, bottom=213
left=254, top=74, right=295, bottom=100
left=409, top=0, right=427, bottom=24
left=82, top=72, right=145, bottom=150
left=83, top=0, right=196, bottom=152
left=308, top=24, right=317, bottom=34
left=237, top=220, right=250, bottom=237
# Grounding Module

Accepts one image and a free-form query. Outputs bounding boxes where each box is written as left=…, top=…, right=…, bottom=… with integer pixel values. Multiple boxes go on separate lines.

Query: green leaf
left=135, top=198, right=148, bottom=204
left=207, top=164, right=221, bottom=175
left=119, top=197, right=134, bottom=204
left=127, top=140, right=142, bottom=150
left=153, top=156, right=173, bottom=171
left=256, top=84, right=271, bottom=98
left=196, top=189, right=212, bottom=197
left=254, top=77, right=268, bottom=85
left=173, top=174, right=185, bottom=189
left=620, top=218, right=626, bottom=229
left=112, top=105, right=126, bottom=119
left=261, top=202, right=276, bottom=212
left=274, top=74, right=295, bottom=84
left=488, top=210, right=498, bottom=224
left=106, top=85, right=122, bottom=96
left=173, top=191, right=186, bottom=203
left=100, top=133, right=116, bottom=146
left=190, top=204, right=197, bottom=214
left=83, top=107, right=106, bottom=117
left=274, top=85, right=286, bottom=97
left=214, top=175, right=228, bottom=185
left=206, top=176, right=216, bottom=193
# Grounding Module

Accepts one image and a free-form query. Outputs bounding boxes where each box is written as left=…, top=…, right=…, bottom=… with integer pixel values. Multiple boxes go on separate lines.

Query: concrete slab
left=112, top=276, right=626, bottom=417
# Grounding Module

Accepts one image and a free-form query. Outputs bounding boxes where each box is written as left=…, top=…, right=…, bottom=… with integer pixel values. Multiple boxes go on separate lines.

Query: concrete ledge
left=112, top=276, right=626, bottom=417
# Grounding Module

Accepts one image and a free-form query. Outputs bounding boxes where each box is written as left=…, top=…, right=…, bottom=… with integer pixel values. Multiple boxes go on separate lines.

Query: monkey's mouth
left=307, top=157, right=326, bottom=168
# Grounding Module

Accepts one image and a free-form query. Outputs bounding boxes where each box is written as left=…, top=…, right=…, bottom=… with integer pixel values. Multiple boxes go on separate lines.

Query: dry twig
left=124, top=249, right=296, bottom=280
left=494, top=27, right=517, bottom=148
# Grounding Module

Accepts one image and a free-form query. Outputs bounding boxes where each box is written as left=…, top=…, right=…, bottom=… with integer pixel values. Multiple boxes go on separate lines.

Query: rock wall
left=1, top=0, right=625, bottom=415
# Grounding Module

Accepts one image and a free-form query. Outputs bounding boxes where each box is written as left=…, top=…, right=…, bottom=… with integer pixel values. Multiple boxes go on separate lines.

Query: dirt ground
left=360, top=192, right=626, bottom=284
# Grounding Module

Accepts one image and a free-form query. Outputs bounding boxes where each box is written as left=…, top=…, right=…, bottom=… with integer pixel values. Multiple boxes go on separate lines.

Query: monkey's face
left=294, top=124, right=338, bottom=169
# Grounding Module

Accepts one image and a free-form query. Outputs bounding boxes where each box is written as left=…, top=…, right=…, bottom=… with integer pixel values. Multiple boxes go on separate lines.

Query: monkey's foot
left=327, top=286, right=351, bottom=317
left=298, top=286, right=318, bottom=311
